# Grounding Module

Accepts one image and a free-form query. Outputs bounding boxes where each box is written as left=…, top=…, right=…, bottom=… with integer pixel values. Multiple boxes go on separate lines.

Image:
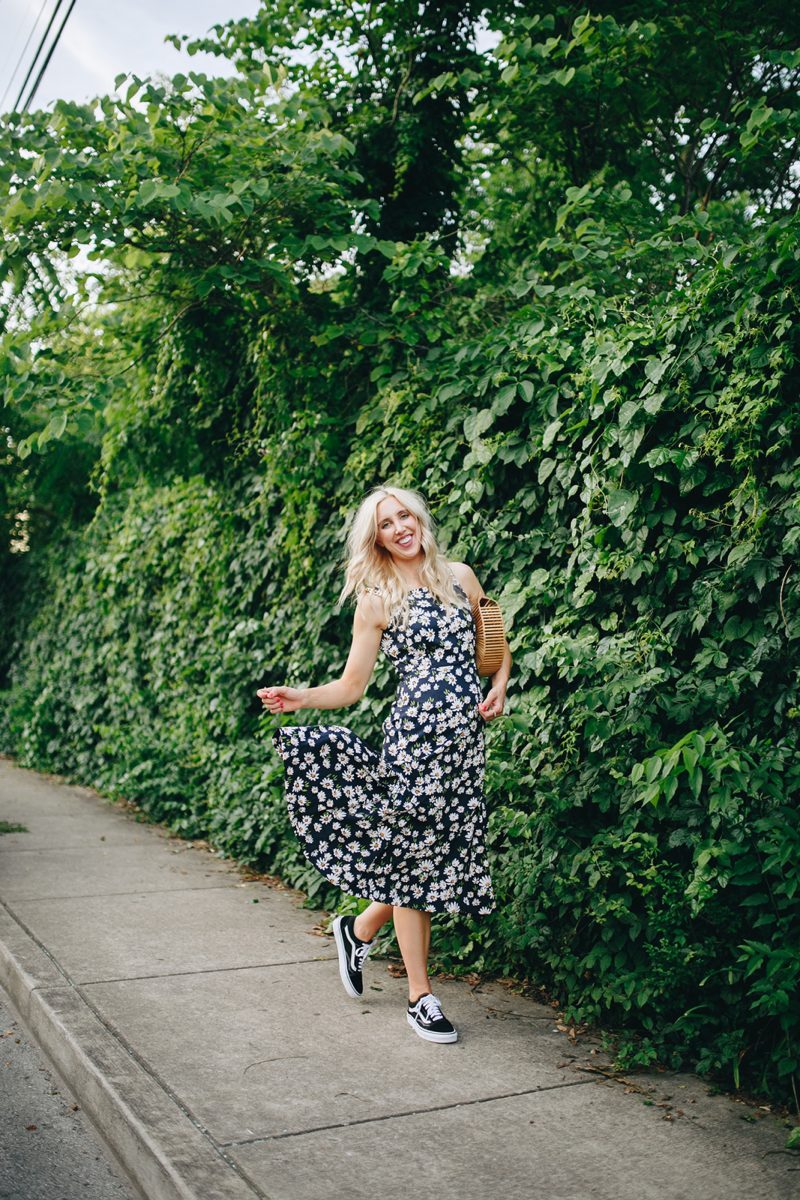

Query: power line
left=1, top=0, right=54, bottom=112
left=22, top=0, right=78, bottom=111
left=12, top=0, right=69, bottom=112
left=0, top=0, right=32, bottom=98
left=12, top=0, right=66, bottom=111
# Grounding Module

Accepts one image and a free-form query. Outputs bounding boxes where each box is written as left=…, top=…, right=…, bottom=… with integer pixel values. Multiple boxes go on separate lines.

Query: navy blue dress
left=272, top=578, right=495, bottom=914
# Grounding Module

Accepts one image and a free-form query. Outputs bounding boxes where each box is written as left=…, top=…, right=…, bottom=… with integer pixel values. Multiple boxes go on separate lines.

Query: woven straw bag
left=471, top=596, right=506, bottom=676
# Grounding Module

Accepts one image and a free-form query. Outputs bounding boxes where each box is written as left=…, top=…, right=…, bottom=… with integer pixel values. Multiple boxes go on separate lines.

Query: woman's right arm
left=257, top=590, right=386, bottom=714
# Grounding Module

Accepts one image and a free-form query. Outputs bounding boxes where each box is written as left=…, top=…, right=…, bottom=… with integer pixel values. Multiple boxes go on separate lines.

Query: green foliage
left=1, top=2, right=799, bottom=1105
left=0, top=820, right=28, bottom=834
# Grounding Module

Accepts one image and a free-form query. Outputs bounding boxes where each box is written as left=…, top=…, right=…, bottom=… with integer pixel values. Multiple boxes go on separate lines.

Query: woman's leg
left=393, top=906, right=432, bottom=1001
left=353, top=901, right=393, bottom=942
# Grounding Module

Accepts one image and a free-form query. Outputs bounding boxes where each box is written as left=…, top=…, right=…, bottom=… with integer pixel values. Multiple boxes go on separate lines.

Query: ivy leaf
left=542, top=419, right=562, bottom=450
left=727, top=542, right=754, bottom=566
left=463, top=408, right=493, bottom=441
left=643, top=392, right=664, bottom=415
left=644, top=359, right=668, bottom=385
left=537, top=457, right=556, bottom=484
left=493, top=383, right=517, bottom=415
left=607, top=488, right=638, bottom=526
left=618, top=400, right=640, bottom=427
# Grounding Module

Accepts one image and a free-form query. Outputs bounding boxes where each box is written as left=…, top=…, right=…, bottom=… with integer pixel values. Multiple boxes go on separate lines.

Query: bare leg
left=353, top=901, right=393, bottom=942
left=393, top=906, right=432, bottom=1002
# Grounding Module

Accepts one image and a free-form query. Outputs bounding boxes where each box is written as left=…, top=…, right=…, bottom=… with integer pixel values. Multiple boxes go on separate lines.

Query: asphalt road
left=0, top=985, right=137, bottom=1200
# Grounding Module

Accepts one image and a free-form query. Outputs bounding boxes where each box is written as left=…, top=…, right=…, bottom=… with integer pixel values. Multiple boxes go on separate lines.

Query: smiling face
left=375, top=495, right=422, bottom=564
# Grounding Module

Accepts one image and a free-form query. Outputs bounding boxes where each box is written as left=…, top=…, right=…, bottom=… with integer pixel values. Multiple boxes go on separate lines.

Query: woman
left=257, top=484, right=512, bottom=1043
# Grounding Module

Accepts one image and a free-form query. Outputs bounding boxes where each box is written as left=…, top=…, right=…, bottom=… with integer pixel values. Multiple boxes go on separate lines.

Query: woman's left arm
left=452, top=562, right=512, bottom=722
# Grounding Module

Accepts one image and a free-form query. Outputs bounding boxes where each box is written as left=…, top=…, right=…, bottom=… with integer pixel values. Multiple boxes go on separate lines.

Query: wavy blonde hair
left=338, top=484, right=468, bottom=629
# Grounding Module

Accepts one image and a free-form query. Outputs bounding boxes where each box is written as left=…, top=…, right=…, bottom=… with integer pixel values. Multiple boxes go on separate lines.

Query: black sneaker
left=407, top=993, right=458, bottom=1043
left=332, top=914, right=373, bottom=999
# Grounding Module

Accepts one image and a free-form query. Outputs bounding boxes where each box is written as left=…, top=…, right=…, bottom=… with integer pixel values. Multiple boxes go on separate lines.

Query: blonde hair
left=338, top=483, right=468, bottom=629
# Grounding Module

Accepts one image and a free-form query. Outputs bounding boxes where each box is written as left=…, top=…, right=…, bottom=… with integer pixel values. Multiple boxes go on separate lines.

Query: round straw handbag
left=471, top=596, right=506, bottom=677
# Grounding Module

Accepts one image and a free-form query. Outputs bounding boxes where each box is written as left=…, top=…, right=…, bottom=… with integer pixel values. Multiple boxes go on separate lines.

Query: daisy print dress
left=272, top=576, right=495, bottom=915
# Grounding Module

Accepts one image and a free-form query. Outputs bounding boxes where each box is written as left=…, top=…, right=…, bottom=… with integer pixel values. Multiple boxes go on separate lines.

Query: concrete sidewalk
left=0, top=757, right=795, bottom=1200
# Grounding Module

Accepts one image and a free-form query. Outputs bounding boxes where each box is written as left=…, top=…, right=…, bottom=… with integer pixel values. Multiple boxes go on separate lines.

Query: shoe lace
left=418, top=994, right=444, bottom=1021
left=352, top=939, right=371, bottom=971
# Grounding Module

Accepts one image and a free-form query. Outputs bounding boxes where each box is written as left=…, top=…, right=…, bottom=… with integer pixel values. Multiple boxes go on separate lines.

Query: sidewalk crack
left=221, top=1079, right=597, bottom=1146
left=13, top=883, right=244, bottom=900
left=78, top=958, right=336, bottom=985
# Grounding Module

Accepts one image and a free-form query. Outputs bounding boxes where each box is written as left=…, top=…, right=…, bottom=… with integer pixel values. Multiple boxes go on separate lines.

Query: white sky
left=0, top=0, right=262, bottom=112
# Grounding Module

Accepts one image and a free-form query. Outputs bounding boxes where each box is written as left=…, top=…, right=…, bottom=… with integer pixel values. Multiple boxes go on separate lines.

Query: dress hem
left=300, top=849, right=496, bottom=916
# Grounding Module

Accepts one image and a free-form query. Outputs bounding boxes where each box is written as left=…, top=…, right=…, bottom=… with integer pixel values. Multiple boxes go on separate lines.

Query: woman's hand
left=257, top=686, right=305, bottom=714
left=478, top=685, right=506, bottom=721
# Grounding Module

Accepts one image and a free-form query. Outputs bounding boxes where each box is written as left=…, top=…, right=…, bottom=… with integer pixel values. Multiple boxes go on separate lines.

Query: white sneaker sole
left=332, top=916, right=362, bottom=999
left=407, top=1012, right=458, bottom=1043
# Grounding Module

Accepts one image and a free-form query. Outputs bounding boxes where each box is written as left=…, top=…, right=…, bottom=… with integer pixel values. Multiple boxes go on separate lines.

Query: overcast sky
left=0, top=0, right=262, bottom=112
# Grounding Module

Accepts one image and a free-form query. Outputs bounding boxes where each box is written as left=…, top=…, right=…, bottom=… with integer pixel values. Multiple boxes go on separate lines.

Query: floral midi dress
left=272, top=578, right=495, bottom=915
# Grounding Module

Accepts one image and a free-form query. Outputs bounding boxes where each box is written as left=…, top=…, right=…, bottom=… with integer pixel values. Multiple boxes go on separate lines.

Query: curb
left=0, top=904, right=259, bottom=1200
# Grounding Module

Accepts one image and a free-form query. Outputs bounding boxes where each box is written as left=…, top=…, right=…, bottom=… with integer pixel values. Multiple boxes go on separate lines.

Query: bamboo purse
left=471, top=596, right=506, bottom=676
